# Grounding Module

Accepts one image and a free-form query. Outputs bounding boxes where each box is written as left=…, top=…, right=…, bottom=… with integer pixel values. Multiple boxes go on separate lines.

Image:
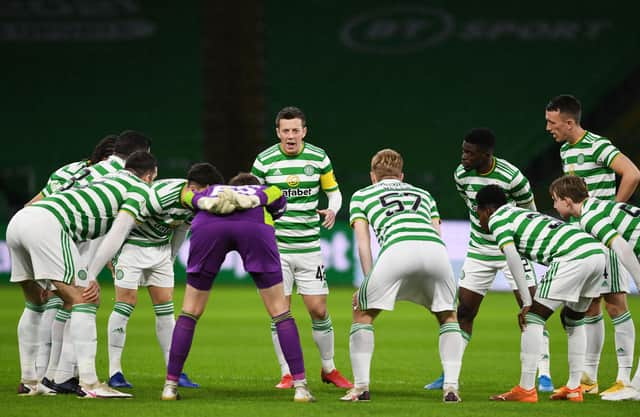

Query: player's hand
left=317, top=208, right=336, bottom=229
left=518, top=305, right=530, bottom=331
left=197, top=195, right=236, bottom=214
left=352, top=290, right=359, bottom=311
left=82, top=281, right=101, bottom=304
left=228, top=190, right=260, bottom=209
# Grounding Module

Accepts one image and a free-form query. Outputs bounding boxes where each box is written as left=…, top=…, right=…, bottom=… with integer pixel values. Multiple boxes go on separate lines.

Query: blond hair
left=371, top=148, right=403, bottom=179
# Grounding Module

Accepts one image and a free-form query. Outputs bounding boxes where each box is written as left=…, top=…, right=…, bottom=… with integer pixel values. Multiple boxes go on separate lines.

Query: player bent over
left=477, top=185, right=605, bottom=403
left=345, top=149, right=464, bottom=403
left=106, top=164, right=221, bottom=389
left=550, top=175, right=640, bottom=401
left=161, top=173, right=315, bottom=402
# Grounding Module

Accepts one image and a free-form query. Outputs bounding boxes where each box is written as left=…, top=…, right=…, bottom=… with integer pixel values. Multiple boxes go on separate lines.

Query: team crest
left=77, top=270, right=87, bottom=280
left=116, top=269, right=125, bottom=280
left=303, top=164, right=315, bottom=176
left=287, top=175, right=300, bottom=188
left=576, top=154, right=585, bottom=165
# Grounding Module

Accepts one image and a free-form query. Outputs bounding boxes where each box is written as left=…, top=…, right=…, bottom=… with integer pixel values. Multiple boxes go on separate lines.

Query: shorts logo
left=77, top=270, right=87, bottom=281
left=287, top=175, right=300, bottom=188
left=577, top=154, right=585, bottom=165
left=303, top=164, right=315, bottom=176
left=116, top=269, right=125, bottom=280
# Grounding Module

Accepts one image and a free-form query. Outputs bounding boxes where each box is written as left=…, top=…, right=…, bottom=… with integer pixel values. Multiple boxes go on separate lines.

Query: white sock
left=439, top=323, right=464, bottom=390
left=583, top=314, right=604, bottom=382
left=349, top=323, right=374, bottom=389
left=520, top=314, right=544, bottom=390
left=54, top=319, right=75, bottom=383
left=70, top=304, right=99, bottom=386
left=312, top=315, right=335, bottom=373
left=565, top=317, right=586, bottom=389
left=612, top=311, right=634, bottom=384
left=153, top=302, right=175, bottom=366
left=631, top=358, right=640, bottom=390
left=18, top=303, right=44, bottom=383
left=35, top=297, right=63, bottom=380
left=538, top=328, right=551, bottom=377
left=108, top=302, right=134, bottom=377
left=45, top=308, right=70, bottom=380
left=271, top=322, right=290, bottom=376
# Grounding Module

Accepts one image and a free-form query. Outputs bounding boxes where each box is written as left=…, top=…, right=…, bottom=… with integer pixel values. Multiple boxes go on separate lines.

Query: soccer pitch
left=0, top=285, right=636, bottom=417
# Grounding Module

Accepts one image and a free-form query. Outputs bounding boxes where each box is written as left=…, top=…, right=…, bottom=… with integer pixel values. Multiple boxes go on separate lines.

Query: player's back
left=32, top=170, right=159, bottom=241
left=191, top=184, right=286, bottom=227
left=349, top=179, right=443, bottom=253
left=489, top=205, right=603, bottom=265
left=127, top=178, right=192, bottom=246
left=42, top=160, right=90, bottom=197
left=580, top=197, right=640, bottom=253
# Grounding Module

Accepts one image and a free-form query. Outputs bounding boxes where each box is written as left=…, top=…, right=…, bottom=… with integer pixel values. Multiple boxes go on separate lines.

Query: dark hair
left=115, top=130, right=152, bottom=156
left=476, top=184, right=508, bottom=210
left=546, top=94, right=582, bottom=123
left=275, top=106, right=306, bottom=128
left=125, top=151, right=157, bottom=178
left=89, top=134, right=116, bottom=164
left=187, top=162, right=224, bottom=187
left=229, top=172, right=260, bottom=186
left=549, top=175, right=589, bottom=202
left=464, top=128, right=495, bottom=151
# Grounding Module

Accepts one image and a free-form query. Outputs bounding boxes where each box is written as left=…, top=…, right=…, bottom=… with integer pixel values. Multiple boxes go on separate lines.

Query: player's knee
left=457, top=302, right=478, bottom=324
left=585, top=298, right=602, bottom=316
left=605, top=301, right=628, bottom=318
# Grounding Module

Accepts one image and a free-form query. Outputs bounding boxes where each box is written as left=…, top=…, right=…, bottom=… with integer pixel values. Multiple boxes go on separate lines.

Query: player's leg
left=107, top=285, right=137, bottom=388
left=270, top=254, right=294, bottom=387
left=7, top=212, right=45, bottom=394
left=35, top=292, right=63, bottom=382
left=162, top=278, right=212, bottom=400
left=582, top=297, right=604, bottom=392
left=295, top=251, right=352, bottom=388
left=43, top=299, right=71, bottom=389
left=425, top=257, right=494, bottom=390
left=601, top=291, right=634, bottom=394
left=425, top=243, right=464, bottom=403
left=257, top=277, right=314, bottom=402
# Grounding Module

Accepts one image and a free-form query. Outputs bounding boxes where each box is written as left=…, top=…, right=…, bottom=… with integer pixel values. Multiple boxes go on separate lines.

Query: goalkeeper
left=161, top=173, right=315, bottom=403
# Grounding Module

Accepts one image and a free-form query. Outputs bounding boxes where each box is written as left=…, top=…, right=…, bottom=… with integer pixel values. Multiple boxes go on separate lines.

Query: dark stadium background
left=1, top=0, right=639, bottom=285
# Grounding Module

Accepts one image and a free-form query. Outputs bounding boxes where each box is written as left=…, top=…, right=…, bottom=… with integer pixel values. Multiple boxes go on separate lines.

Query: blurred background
left=1, top=0, right=639, bottom=287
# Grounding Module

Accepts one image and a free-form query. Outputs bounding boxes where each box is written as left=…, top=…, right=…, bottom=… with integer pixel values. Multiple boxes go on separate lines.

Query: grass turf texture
left=0, top=285, right=637, bottom=417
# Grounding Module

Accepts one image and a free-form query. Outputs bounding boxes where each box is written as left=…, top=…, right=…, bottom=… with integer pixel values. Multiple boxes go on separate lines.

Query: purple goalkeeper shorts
left=186, top=220, right=282, bottom=290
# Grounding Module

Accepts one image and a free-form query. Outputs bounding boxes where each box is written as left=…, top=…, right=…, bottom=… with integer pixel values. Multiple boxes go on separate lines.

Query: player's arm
left=501, top=243, right=533, bottom=307
left=25, top=192, right=44, bottom=206
left=352, top=219, right=373, bottom=276
left=610, top=153, right=640, bottom=202
left=170, top=223, right=190, bottom=261
left=608, top=235, right=640, bottom=291
left=87, top=211, right=137, bottom=280
left=431, top=217, right=442, bottom=236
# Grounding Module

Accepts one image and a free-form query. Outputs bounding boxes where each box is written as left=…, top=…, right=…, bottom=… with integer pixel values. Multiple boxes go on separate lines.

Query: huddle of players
left=10, top=95, right=640, bottom=403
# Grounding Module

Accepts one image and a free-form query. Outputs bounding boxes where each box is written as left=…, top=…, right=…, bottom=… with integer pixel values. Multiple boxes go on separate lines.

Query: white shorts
left=600, top=247, right=630, bottom=294
left=357, top=241, right=456, bottom=312
left=7, top=207, right=80, bottom=286
left=535, top=253, right=606, bottom=313
left=112, top=243, right=174, bottom=290
left=280, top=251, right=329, bottom=296
left=458, top=256, right=537, bottom=296
left=74, top=236, right=105, bottom=287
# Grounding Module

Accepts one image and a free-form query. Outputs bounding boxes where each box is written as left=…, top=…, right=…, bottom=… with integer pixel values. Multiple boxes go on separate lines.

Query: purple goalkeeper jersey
left=186, top=184, right=286, bottom=228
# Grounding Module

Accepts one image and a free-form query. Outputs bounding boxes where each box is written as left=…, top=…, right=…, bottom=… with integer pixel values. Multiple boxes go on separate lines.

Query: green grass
left=0, top=285, right=638, bottom=417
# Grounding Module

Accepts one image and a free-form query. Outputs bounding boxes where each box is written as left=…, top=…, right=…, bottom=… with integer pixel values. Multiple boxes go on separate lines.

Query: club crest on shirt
left=77, top=269, right=87, bottom=280
left=577, top=154, right=585, bottom=165
left=303, top=164, right=315, bottom=176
